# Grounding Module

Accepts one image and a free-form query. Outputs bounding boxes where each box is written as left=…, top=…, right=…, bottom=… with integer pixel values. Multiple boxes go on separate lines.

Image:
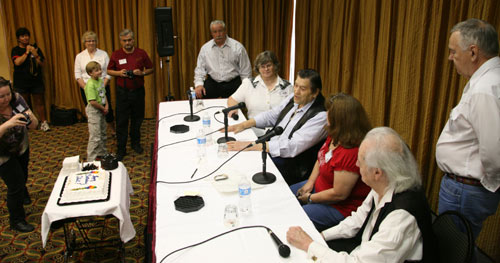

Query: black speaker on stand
left=155, top=7, right=175, bottom=101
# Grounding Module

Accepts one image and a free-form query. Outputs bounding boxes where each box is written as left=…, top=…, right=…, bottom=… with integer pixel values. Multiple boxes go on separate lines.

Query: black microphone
left=252, top=126, right=284, bottom=146
left=215, top=111, right=239, bottom=120
left=268, top=228, right=291, bottom=258
left=222, top=102, right=246, bottom=114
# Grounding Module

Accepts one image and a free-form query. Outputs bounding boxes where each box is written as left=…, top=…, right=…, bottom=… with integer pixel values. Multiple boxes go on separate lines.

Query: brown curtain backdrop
left=295, top=0, right=500, bottom=259
left=154, top=0, right=294, bottom=101
left=1, top=0, right=293, bottom=119
left=2, top=0, right=499, bottom=259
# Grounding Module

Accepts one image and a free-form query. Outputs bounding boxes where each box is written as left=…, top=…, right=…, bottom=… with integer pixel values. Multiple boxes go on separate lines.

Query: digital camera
left=125, top=70, right=134, bottom=79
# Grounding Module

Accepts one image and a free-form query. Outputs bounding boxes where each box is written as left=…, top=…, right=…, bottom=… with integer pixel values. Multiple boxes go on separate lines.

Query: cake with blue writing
left=59, top=170, right=110, bottom=204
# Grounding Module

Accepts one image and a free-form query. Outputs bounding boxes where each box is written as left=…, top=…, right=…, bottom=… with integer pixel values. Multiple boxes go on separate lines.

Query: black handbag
left=50, top=105, right=79, bottom=126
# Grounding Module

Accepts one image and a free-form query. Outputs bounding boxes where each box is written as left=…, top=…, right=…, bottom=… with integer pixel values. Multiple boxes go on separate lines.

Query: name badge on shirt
left=325, top=149, right=333, bottom=163
left=119, top=58, right=127, bottom=65
left=15, top=104, right=27, bottom=113
left=280, top=90, right=289, bottom=97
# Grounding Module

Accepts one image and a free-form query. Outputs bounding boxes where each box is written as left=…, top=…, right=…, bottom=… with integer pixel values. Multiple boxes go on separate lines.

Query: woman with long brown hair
left=290, top=93, right=371, bottom=231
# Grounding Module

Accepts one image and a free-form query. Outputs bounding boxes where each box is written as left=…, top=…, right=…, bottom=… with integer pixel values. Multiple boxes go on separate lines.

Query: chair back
left=432, top=210, right=474, bottom=263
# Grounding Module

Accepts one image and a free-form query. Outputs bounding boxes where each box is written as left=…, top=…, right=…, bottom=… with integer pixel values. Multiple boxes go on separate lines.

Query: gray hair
left=119, top=29, right=134, bottom=39
left=210, top=20, right=226, bottom=31
left=363, top=127, right=422, bottom=193
left=81, top=31, right=97, bottom=45
left=451, top=18, right=499, bottom=58
left=254, top=50, right=280, bottom=74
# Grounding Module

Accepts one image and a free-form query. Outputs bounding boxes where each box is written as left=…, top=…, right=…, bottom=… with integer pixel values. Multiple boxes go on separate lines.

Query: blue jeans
left=438, top=175, right=500, bottom=241
left=290, top=180, right=345, bottom=231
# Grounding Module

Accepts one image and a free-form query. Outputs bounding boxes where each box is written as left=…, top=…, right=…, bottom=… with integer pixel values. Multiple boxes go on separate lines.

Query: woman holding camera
left=74, top=31, right=115, bottom=135
left=11, top=27, right=49, bottom=131
left=0, top=76, right=38, bottom=232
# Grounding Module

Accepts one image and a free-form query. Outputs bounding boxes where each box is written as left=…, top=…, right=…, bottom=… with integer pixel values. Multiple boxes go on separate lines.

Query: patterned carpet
left=0, top=119, right=156, bottom=262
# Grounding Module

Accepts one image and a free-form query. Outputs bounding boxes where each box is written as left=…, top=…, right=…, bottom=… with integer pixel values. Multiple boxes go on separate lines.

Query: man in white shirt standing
left=287, top=127, right=434, bottom=262
left=436, top=18, right=500, bottom=241
left=194, top=20, right=251, bottom=99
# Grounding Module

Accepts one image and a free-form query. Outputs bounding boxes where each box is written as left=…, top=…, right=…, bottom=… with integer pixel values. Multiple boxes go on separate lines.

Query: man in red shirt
left=108, top=29, right=153, bottom=161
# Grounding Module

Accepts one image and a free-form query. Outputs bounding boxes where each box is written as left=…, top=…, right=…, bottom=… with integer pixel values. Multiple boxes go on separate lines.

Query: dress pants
left=0, top=149, right=29, bottom=224
left=115, top=86, right=145, bottom=154
left=203, top=75, right=241, bottom=99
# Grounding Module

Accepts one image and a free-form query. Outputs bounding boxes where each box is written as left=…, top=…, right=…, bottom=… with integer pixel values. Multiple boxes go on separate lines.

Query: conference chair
left=432, top=210, right=474, bottom=263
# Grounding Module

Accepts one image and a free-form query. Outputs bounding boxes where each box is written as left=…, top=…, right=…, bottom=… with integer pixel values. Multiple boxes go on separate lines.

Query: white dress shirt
left=194, top=37, right=252, bottom=87
left=231, top=75, right=293, bottom=119
left=253, top=94, right=327, bottom=158
left=74, top=48, right=111, bottom=83
left=436, top=56, right=500, bottom=192
left=307, top=188, right=423, bottom=262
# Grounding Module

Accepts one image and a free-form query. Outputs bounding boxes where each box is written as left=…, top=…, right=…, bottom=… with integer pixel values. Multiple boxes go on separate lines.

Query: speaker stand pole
left=161, top=57, right=174, bottom=101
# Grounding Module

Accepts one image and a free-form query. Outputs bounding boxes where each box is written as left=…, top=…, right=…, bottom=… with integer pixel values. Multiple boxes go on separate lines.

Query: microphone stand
left=252, top=141, right=276, bottom=184
left=216, top=112, right=236, bottom=143
left=183, top=91, right=200, bottom=122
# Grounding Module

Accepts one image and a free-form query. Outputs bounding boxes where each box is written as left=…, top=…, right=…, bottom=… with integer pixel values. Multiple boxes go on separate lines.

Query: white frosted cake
left=59, top=170, right=110, bottom=204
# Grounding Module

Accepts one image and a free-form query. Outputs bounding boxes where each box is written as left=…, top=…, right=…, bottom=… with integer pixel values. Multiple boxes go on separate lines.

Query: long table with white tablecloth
left=150, top=99, right=325, bottom=263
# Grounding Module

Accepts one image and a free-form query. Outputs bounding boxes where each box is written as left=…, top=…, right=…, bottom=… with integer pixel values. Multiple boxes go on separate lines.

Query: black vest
left=334, top=188, right=436, bottom=262
left=270, top=94, right=326, bottom=185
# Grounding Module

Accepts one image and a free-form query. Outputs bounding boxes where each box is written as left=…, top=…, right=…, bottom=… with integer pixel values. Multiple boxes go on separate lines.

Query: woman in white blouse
left=227, top=50, right=293, bottom=136
left=74, top=31, right=115, bottom=134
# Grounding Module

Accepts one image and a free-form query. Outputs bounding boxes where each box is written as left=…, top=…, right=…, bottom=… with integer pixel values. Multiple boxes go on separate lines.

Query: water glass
left=223, top=204, right=239, bottom=227
left=217, top=143, right=229, bottom=158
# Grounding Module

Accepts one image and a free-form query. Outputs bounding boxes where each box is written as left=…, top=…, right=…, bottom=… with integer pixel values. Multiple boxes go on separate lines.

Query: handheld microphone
left=252, top=126, right=284, bottom=146
left=268, top=228, right=291, bottom=258
left=222, top=102, right=246, bottom=114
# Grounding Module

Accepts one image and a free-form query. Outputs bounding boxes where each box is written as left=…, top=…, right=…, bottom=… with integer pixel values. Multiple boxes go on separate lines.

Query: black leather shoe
left=116, top=151, right=126, bottom=161
left=132, top=144, right=144, bottom=154
left=23, top=196, right=32, bottom=205
left=11, top=221, right=34, bottom=232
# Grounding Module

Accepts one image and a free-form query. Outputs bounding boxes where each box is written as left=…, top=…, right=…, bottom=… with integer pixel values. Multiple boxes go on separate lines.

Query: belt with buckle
left=445, top=173, right=482, bottom=187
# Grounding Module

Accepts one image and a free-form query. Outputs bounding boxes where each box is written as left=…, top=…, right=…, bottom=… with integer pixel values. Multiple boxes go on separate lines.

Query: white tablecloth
left=154, top=99, right=326, bottom=262
left=41, top=162, right=136, bottom=247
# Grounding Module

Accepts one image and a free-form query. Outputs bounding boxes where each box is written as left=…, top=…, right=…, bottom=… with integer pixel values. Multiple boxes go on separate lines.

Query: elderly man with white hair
left=287, top=127, right=435, bottom=263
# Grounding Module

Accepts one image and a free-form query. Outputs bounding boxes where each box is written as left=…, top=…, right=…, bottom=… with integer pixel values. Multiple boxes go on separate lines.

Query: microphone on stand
left=184, top=89, right=200, bottom=122
left=217, top=102, right=246, bottom=143
left=251, top=126, right=284, bottom=146
left=252, top=126, right=283, bottom=184
left=267, top=228, right=291, bottom=258
left=222, top=102, right=246, bottom=114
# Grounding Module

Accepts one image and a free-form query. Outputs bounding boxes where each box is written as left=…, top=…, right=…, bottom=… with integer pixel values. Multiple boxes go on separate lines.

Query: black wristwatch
left=307, top=193, right=313, bottom=204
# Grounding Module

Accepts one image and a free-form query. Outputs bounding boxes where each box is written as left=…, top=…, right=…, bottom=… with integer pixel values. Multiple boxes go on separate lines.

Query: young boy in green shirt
left=84, top=61, right=108, bottom=161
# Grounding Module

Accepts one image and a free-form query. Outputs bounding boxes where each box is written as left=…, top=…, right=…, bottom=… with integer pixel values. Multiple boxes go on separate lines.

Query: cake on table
left=58, top=169, right=111, bottom=205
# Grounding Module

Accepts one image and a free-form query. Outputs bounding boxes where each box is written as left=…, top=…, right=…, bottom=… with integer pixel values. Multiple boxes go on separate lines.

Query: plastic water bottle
left=196, top=128, right=207, bottom=163
left=202, top=112, right=212, bottom=145
left=238, top=176, right=252, bottom=215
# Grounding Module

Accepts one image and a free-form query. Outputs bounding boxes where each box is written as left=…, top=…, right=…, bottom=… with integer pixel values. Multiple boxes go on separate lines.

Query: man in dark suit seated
left=287, top=127, right=435, bottom=262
